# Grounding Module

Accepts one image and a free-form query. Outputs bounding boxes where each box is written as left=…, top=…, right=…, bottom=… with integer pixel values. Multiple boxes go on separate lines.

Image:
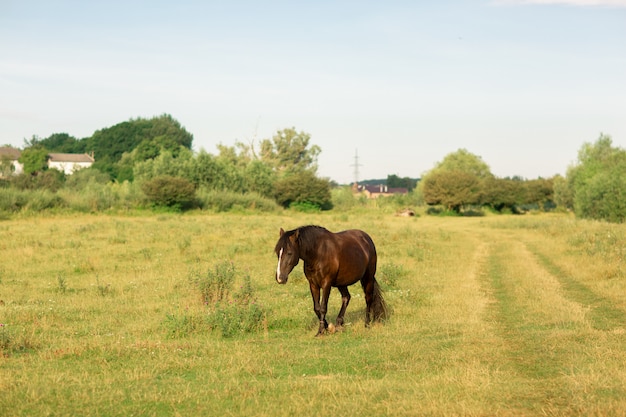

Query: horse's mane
left=296, top=225, right=330, bottom=250
left=275, top=225, right=330, bottom=254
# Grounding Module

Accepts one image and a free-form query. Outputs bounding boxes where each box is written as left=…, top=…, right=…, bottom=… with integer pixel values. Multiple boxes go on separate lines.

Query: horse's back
left=337, top=229, right=376, bottom=256
left=333, top=229, right=377, bottom=284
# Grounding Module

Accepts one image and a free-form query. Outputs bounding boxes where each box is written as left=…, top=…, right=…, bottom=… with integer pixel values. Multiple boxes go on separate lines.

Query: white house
left=48, top=153, right=95, bottom=175
left=0, top=147, right=23, bottom=176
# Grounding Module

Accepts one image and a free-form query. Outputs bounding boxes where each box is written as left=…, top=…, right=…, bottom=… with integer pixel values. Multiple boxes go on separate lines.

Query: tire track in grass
left=409, top=226, right=517, bottom=410
left=526, top=242, right=626, bottom=332
left=484, top=234, right=589, bottom=380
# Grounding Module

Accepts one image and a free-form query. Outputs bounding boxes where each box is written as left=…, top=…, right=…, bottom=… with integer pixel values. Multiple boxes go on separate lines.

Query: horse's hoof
left=328, top=323, right=336, bottom=334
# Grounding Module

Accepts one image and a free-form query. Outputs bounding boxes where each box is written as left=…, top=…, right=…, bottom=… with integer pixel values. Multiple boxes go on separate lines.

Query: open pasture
left=1, top=211, right=625, bottom=416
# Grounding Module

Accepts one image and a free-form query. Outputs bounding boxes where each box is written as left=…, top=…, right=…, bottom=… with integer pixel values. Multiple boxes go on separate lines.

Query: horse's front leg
left=309, top=282, right=330, bottom=336
left=316, top=284, right=332, bottom=336
left=309, top=282, right=322, bottom=320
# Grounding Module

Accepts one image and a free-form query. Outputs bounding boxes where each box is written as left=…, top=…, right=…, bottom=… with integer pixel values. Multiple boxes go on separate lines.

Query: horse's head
left=275, top=227, right=300, bottom=284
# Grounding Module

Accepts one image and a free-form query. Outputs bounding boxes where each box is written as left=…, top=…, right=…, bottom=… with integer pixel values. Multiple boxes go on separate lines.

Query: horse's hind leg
left=336, top=286, right=351, bottom=328
left=361, top=277, right=374, bottom=327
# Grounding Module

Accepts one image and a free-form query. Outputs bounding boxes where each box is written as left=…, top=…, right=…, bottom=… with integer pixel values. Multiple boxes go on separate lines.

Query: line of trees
left=419, top=134, right=625, bottom=223
left=3, top=115, right=623, bottom=222
left=420, top=149, right=554, bottom=214
left=2, top=115, right=333, bottom=211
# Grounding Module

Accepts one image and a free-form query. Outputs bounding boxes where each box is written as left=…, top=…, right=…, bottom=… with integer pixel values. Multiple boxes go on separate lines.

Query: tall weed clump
left=196, top=188, right=280, bottom=213
left=58, top=184, right=117, bottom=212
left=0, top=188, right=65, bottom=213
left=0, top=188, right=29, bottom=213
left=330, top=186, right=368, bottom=211
left=185, top=261, right=266, bottom=338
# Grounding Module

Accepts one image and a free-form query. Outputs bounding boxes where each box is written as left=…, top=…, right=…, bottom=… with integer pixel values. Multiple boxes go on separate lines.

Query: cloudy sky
left=1, top=0, right=624, bottom=183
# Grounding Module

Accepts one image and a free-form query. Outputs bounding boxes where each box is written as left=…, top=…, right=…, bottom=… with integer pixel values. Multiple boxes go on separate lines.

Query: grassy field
left=1, top=210, right=625, bottom=416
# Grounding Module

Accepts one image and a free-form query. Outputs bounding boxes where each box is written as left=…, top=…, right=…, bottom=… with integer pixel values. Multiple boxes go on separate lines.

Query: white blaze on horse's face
left=276, top=248, right=285, bottom=284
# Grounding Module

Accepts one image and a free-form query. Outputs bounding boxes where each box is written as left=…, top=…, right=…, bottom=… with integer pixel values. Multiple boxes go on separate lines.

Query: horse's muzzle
left=276, top=274, right=288, bottom=284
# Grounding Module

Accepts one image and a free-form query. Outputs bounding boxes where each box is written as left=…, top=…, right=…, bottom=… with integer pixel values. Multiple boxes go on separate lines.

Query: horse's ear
left=279, top=228, right=285, bottom=237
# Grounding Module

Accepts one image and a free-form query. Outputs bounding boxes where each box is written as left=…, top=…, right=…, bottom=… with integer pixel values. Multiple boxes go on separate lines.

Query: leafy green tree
left=39, top=133, right=84, bottom=153
left=575, top=165, right=626, bottom=222
left=133, top=135, right=185, bottom=161
left=428, top=148, right=493, bottom=179
left=188, top=151, right=245, bottom=191
left=87, top=114, right=193, bottom=180
left=420, top=149, right=491, bottom=213
left=566, top=134, right=626, bottom=222
left=244, top=160, right=276, bottom=197
left=273, top=170, right=333, bottom=210
left=19, top=147, right=49, bottom=175
left=1, top=155, right=15, bottom=177
left=133, top=149, right=193, bottom=183
left=422, top=170, right=482, bottom=213
left=523, top=178, right=554, bottom=210
left=259, top=128, right=321, bottom=175
left=214, top=142, right=276, bottom=196
left=482, top=177, right=524, bottom=213
left=387, top=174, right=417, bottom=191
left=553, top=175, right=573, bottom=210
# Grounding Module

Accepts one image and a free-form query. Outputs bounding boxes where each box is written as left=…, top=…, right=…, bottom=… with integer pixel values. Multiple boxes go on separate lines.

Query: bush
left=567, top=135, right=626, bottom=223
left=273, top=170, right=333, bottom=210
left=141, top=175, right=197, bottom=210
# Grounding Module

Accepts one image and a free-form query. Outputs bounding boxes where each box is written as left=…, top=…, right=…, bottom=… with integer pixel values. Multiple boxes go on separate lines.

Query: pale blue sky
left=1, top=0, right=625, bottom=183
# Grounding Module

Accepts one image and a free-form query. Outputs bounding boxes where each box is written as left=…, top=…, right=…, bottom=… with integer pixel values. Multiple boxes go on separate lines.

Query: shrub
left=141, top=175, right=197, bottom=210
left=273, top=170, right=333, bottom=210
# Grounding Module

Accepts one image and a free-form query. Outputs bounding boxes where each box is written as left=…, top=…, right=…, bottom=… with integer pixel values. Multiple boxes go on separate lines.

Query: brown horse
left=274, top=225, right=387, bottom=336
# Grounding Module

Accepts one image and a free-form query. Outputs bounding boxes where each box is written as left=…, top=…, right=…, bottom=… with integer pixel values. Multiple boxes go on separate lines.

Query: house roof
left=48, top=153, right=95, bottom=163
left=0, top=147, right=21, bottom=160
left=361, top=184, right=408, bottom=194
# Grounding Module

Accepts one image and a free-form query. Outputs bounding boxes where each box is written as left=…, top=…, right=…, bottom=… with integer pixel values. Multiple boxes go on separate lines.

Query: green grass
left=1, top=211, right=625, bottom=415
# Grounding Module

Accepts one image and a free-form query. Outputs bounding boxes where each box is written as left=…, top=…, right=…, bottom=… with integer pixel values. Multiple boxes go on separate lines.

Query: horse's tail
left=371, top=279, right=388, bottom=322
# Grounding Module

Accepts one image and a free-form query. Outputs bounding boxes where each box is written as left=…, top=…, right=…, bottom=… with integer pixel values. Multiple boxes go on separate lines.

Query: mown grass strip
left=528, top=244, right=626, bottom=331
left=486, top=241, right=568, bottom=380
